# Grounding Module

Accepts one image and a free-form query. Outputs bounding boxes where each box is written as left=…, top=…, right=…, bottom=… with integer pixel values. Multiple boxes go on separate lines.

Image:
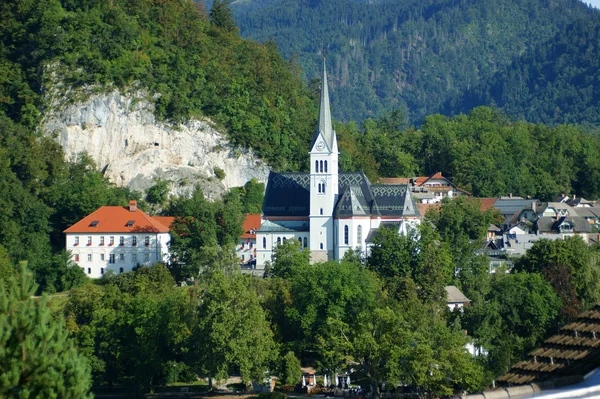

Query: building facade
left=256, top=59, right=421, bottom=268
left=64, top=200, right=173, bottom=278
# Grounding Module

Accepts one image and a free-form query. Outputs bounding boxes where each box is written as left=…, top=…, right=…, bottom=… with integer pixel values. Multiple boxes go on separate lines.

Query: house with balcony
left=237, top=214, right=261, bottom=271
left=64, top=200, right=173, bottom=278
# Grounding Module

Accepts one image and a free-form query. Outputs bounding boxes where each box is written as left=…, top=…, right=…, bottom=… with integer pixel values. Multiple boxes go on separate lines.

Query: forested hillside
left=0, top=0, right=314, bottom=290
left=226, top=0, right=598, bottom=124
left=446, top=12, right=600, bottom=127
left=1, top=0, right=316, bottom=170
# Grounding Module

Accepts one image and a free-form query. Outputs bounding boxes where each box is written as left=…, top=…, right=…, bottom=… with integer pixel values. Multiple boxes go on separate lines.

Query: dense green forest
left=0, top=0, right=316, bottom=170
left=337, top=106, right=600, bottom=200
left=446, top=12, right=600, bottom=127
left=6, top=196, right=598, bottom=398
left=223, top=0, right=599, bottom=124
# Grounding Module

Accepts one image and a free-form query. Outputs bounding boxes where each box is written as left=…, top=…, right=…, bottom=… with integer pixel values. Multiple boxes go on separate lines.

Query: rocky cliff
left=41, top=89, right=270, bottom=199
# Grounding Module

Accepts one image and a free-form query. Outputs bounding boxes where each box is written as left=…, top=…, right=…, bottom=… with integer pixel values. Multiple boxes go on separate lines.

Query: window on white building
left=262, top=237, right=266, bottom=248
left=315, top=160, right=319, bottom=172
left=119, top=254, right=125, bottom=261
left=277, top=237, right=281, bottom=245
left=100, top=236, right=105, bottom=245
left=320, top=160, right=323, bottom=173
left=110, top=236, right=114, bottom=246
left=87, top=268, right=91, bottom=274
left=87, top=236, right=92, bottom=246
left=145, top=236, right=150, bottom=246
left=344, top=225, right=349, bottom=245
left=119, top=267, right=124, bottom=273
left=100, top=268, right=104, bottom=275
left=119, top=236, right=124, bottom=246
left=132, top=253, right=137, bottom=263
left=144, top=253, right=150, bottom=262
left=87, top=254, right=92, bottom=262
left=74, top=254, right=79, bottom=262
left=320, top=208, right=323, bottom=215
left=320, top=243, right=323, bottom=250
left=132, top=236, right=137, bottom=246
left=109, top=254, right=115, bottom=264
left=100, top=254, right=105, bottom=261
left=357, top=225, right=362, bottom=244
left=324, top=160, right=328, bottom=173
left=74, top=236, right=79, bottom=246
left=303, top=237, right=307, bottom=248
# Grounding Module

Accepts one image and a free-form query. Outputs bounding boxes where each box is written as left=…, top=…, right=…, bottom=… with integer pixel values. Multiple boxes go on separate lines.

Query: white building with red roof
left=237, top=214, right=261, bottom=272
left=64, top=200, right=174, bottom=278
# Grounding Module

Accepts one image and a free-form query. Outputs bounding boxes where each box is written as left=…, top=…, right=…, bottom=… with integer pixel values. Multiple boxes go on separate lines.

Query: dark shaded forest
left=225, top=0, right=600, bottom=125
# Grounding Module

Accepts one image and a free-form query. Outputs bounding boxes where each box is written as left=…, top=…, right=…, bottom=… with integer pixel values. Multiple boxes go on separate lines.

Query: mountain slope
left=446, top=12, right=600, bottom=127
left=226, top=0, right=596, bottom=123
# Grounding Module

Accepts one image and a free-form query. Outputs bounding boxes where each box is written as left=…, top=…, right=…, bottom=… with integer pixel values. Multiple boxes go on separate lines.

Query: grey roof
left=311, top=59, right=335, bottom=151
left=536, top=216, right=592, bottom=233
left=445, top=286, right=470, bottom=304
left=257, top=220, right=309, bottom=233
left=263, top=171, right=421, bottom=218
left=493, top=198, right=537, bottom=224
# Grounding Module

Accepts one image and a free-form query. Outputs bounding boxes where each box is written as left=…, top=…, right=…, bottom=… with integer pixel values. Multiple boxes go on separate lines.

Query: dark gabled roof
left=536, top=216, right=592, bottom=233
left=263, top=171, right=420, bottom=219
left=257, top=220, right=309, bottom=233
left=494, top=198, right=537, bottom=224
left=262, top=172, right=310, bottom=217
left=371, top=184, right=420, bottom=217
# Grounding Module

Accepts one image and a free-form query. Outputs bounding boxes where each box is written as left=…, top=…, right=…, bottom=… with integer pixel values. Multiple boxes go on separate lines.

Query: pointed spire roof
left=311, top=58, right=335, bottom=151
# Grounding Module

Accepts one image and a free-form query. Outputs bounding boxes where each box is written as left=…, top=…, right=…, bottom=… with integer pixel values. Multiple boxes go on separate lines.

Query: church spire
left=311, top=57, right=335, bottom=151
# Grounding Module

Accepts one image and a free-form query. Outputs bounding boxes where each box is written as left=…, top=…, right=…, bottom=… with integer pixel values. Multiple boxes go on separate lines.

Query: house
left=493, top=197, right=538, bottom=229
left=237, top=214, right=261, bottom=271
left=535, top=216, right=593, bottom=243
left=255, top=59, right=421, bottom=268
left=380, top=172, right=470, bottom=203
left=445, top=285, right=470, bottom=311
left=64, top=200, right=173, bottom=278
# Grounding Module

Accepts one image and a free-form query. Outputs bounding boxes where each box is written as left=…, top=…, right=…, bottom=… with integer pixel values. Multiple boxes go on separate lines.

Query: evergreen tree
left=210, top=0, right=238, bottom=32
left=0, top=266, right=93, bottom=398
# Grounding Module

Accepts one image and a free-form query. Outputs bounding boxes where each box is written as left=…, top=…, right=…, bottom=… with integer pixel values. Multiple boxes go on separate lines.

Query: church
left=255, top=59, right=421, bottom=268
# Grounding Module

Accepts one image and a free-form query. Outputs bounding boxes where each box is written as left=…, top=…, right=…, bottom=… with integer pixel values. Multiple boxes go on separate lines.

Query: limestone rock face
left=41, top=90, right=270, bottom=199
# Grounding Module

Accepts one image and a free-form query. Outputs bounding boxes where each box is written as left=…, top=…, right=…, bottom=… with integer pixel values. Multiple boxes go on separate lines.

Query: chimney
left=129, top=200, right=137, bottom=212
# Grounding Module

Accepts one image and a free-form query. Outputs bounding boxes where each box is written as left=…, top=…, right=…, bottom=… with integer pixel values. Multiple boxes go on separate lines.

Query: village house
left=237, top=214, right=261, bottom=271
left=64, top=200, right=173, bottom=278
left=380, top=172, right=470, bottom=204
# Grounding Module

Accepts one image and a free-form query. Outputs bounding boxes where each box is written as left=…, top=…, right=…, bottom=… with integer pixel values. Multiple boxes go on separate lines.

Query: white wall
left=66, top=232, right=171, bottom=278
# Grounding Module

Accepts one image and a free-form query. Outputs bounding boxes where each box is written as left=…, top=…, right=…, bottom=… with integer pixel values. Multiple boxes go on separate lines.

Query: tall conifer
left=0, top=267, right=92, bottom=398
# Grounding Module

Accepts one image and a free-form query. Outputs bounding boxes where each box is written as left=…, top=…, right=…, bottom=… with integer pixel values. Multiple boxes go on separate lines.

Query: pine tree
left=0, top=266, right=93, bottom=399
left=209, top=0, right=238, bottom=32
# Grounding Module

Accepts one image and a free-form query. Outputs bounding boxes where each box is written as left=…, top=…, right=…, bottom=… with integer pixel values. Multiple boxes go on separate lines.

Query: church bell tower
left=309, top=58, right=339, bottom=262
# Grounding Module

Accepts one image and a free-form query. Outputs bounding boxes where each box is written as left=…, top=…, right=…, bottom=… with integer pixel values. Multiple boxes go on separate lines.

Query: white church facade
left=255, top=59, right=421, bottom=268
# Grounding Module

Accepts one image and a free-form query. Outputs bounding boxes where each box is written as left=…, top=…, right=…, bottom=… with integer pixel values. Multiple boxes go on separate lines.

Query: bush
left=214, top=167, right=226, bottom=180
left=258, top=392, right=286, bottom=399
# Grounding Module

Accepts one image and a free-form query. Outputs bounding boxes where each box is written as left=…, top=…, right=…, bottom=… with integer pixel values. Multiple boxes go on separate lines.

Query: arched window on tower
left=263, top=237, right=266, bottom=248
left=315, top=160, right=319, bottom=172
left=357, top=225, right=363, bottom=245
left=277, top=237, right=281, bottom=245
left=344, top=225, right=349, bottom=245
left=325, top=161, right=328, bottom=173
left=318, top=183, right=322, bottom=193
left=320, top=160, right=324, bottom=173
left=303, top=237, right=307, bottom=247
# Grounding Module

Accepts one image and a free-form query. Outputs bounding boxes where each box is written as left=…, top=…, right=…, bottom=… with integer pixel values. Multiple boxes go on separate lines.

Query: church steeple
left=311, top=58, right=336, bottom=152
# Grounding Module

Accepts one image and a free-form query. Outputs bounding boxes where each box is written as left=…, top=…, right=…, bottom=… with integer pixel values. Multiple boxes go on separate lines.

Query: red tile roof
left=417, top=203, right=440, bottom=217
left=241, top=214, right=261, bottom=239
left=415, top=172, right=446, bottom=186
left=379, top=177, right=411, bottom=184
left=64, top=206, right=173, bottom=234
left=479, top=198, right=498, bottom=212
